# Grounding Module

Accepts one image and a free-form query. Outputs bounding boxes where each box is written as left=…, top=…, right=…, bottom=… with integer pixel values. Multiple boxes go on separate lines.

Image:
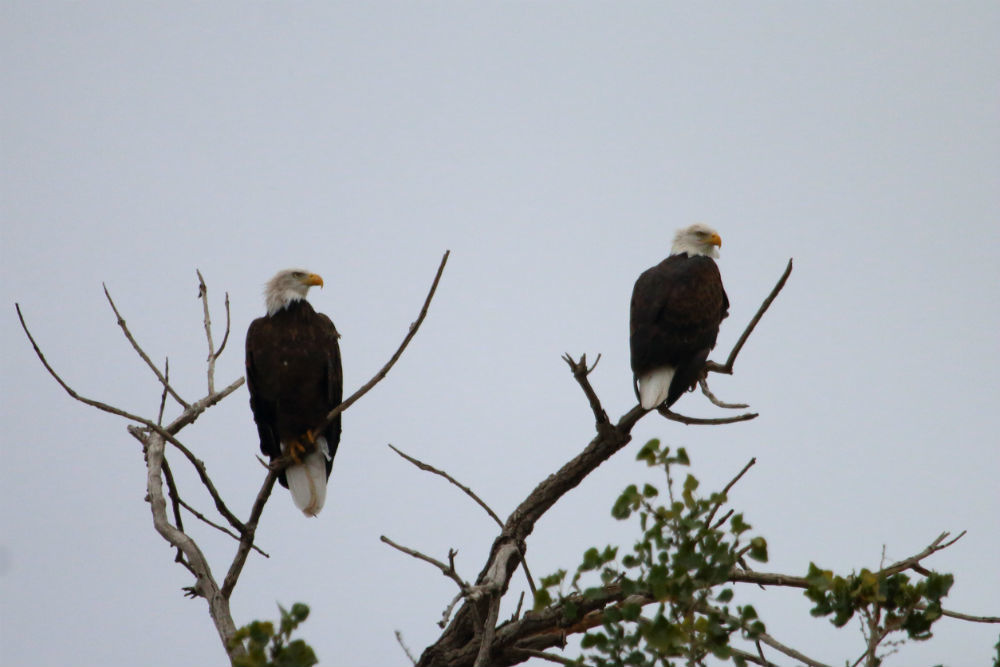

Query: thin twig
left=222, top=471, right=278, bottom=599
left=380, top=535, right=469, bottom=592
left=754, top=639, right=771, bottom=667
left=395, top=630, right=417, bottom=665
left=507, top=647, right=578, bottom=666
left=157, top=358, right=171, bottom=426
left=197, top=270, right=216, bottom=395
left=562, top=353, right=610, bottom=427
left=102, top=285, right=190, bottom=410
left=440, top=591, right=466, bottom=629
left=881, top=531, right=965, bottom=576
left=214, top=292, right=231, bottom=361
left=132, top=425, right=247, bottom=534
left=175, top=496, right=269, bottom=558
left=706, top=258, right=793, bottom=375
left=711, top=508, right=735, bottom=532
left=939, top=608, right=1000, bottom=623
left=389, top=441, right=540, bottom=604
left=700, top=458, right=756, bottom=540
left=699, top=375, right=748, bottom=409
left=708, top=604, right=834, bottom=667
left=659, top=406, right=758, bottom=425
left=17, top=303, right=171, bottom=426
left=314, top=250, right=450, bottom=435
left=727, top=645, right=779, bottom=667
left=511, top=590, right=525, bottom=622
left=388, top=444, right=503, bottom=529
left=160, top=456, right=186, bottom=557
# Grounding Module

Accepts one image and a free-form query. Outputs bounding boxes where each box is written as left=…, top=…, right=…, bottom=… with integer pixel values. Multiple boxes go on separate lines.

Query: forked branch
left=706, top=258, right=793, bottom=376
left=19, top=256, right=452, bottom=663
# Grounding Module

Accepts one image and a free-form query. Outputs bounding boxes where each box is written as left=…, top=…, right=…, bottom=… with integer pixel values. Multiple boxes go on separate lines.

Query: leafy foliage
left=230, top=603, right=318, bottom=667
left=805, top=562, right=954, bottom=641
left=535, top=440, right=767, bottom=666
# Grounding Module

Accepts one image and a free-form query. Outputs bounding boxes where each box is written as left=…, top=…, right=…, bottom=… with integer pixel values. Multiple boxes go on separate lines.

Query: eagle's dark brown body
left=630, top=253, right=728, bottom=408
left=245, top=299, right=342, bottom=488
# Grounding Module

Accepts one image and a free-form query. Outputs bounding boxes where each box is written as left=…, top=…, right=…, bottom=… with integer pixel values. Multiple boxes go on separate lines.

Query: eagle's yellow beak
left=709, top=233, right=722, bottom=248
left=305, top=273, right=324, bottom=288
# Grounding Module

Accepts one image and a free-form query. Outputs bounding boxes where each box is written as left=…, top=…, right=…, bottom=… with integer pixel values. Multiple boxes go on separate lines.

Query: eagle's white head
left=670, top=223, right=722, bottom=259
left=265, top=269, right=324, bottom=316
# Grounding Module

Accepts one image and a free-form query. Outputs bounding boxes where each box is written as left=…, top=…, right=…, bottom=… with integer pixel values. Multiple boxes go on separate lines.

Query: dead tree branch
left=699, top=375, right=747, bottom=409
left=103, top=285, right=191, bottom=410
left=17, top=254, right=450, bottom=662
left=410, top=261, right=794, bottom=665
left=387, top=443, right=539, bottom=596
left=706, top=258, right=793, bottom=376
left=381, top=536, right=471, bottom=593
left=659, top=406, right=758, bottom=425
left=657, top=260, right=793, bottom=423
left=389, top=444, right=504, bottom=529
left=314, top=250, right=449, bottom=436
left=197, top=270, right=217, bottom=395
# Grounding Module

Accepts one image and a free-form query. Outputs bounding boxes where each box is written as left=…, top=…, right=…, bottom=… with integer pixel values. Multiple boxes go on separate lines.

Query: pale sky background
left=2, top=3, right=998, bottom=666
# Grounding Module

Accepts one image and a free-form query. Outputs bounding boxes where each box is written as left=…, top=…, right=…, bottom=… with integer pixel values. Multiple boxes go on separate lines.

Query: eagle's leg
left=285, top=437, right=307, bottom=463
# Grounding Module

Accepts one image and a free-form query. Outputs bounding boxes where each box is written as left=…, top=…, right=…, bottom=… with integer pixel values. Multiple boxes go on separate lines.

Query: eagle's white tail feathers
left=638, top=367, right=675, bottom=410
left=285, top=436, right=329, bottom=517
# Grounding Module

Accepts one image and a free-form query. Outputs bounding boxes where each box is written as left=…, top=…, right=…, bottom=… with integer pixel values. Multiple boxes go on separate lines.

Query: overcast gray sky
left=3, top=3, right=998, bottom=666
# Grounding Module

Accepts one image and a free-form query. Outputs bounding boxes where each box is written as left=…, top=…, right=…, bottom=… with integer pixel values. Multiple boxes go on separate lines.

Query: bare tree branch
left=473, top=595, right=502, bottom=667
left=396, top=630, right=418, bottom=665
left=21, top=258, right=453, bottom=663
left=16, top=303, right=175, bottom=426
left=103, top=285, right=191, bottom=410
left=157, top=357, right=171, bottom=426
left=706, top=258, right=793, bottom=375
left=381, top=536, right=471, bottom=592
left=939, top=608, right=1000, bottom=623
left=144, top=426, right=244, bottom=660
left=658, top=406, right=758, bottom=425
left=731, top=645, right=780, bottom=667
left=129, top=418, right=247, bottom=534
left=698, top=375, right=747, bottom=409
left=389, top=444, right=504, bottom=529
left=222, top=471, right=278, bottom=600
left=197, top=269, right=217, bottom=395
left=881, top=530, right=965, bottom=576
left=214, top=291, right=232, bottom=361
left=562, top=353, right=610, bottom=427
left=314, top=250, right=450, bottom=436
left=174, top=493, right=269, bottom=559
left=700, top=458, right=756, bottom=541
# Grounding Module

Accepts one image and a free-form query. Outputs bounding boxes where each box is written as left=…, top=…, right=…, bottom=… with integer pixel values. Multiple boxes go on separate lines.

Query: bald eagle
left=245, top=270, right=342, bottom=516
left=630, top=224, right=729, bottom=410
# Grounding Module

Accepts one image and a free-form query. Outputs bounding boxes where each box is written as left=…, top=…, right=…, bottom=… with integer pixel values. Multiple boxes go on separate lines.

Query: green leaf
left=621, top=602, right=641, bottom=621
left=748, top=537, right=768, bottom=563
left=612, top=485, right=640, bottom=519
left=533, top=588, right=553, bottom=610
left=643, top=613, right=682, bottom=651
left=273, top=640, right=318, bottom=667
left=636, top=439, right=660, bottom=464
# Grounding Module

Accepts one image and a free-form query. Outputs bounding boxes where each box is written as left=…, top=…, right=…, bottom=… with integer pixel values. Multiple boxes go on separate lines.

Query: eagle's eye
left=291, top=271, right=305, bottom=279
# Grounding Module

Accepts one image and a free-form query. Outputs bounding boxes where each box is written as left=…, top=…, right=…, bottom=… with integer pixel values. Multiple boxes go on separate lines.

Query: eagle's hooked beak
left=305, top=273, right=324, bottom=288
left=709, top=233, right=722, bottom=248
